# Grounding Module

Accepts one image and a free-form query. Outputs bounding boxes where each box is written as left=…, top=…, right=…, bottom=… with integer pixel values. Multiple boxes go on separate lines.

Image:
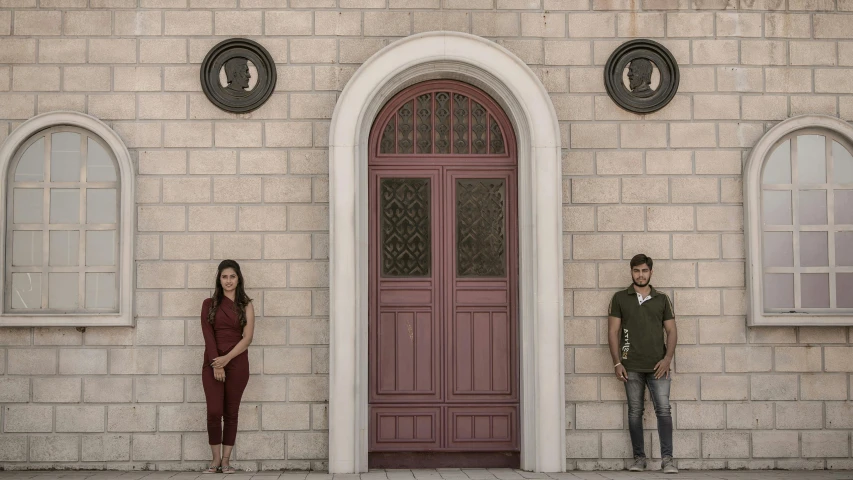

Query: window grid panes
left=6, top=127, right=120, bottom=313
left=760, top=131, right=853, bottom=313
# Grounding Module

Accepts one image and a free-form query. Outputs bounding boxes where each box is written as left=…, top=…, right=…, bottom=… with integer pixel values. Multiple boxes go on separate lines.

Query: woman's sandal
left=202, top=465, right=221, bottom=474
left=221, top=465, right=236, bottom=474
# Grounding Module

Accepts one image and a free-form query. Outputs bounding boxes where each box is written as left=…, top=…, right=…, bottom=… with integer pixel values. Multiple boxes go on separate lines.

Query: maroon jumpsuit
left=201, top=296, right=250, bottom=446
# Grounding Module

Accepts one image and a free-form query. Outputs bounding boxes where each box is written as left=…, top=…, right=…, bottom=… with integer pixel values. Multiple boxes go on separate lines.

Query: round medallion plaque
left=604, top=39, right=679, bottom=114
left=200, top=38, right=277, bottom=114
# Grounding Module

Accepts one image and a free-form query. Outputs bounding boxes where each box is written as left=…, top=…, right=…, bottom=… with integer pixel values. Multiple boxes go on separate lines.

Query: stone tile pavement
left=0, top=469, right=852, bottom=480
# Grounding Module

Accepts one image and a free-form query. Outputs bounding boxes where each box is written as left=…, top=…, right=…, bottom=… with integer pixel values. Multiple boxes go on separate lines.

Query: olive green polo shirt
left=608, top=285, right=675, bottom=373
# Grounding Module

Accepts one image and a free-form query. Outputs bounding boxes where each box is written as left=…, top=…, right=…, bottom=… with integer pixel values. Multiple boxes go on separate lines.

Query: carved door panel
left=368, top=80, right=519, bottom=465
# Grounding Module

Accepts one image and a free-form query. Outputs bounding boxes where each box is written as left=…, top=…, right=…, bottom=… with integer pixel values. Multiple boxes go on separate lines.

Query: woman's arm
left=211, top=302, right=255, bottom=367
left=201, top=299, right=219, bottom=367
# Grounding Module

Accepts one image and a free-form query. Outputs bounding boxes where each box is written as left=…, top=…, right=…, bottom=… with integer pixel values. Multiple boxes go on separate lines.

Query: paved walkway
left=0, top=470, right=852, bottom=480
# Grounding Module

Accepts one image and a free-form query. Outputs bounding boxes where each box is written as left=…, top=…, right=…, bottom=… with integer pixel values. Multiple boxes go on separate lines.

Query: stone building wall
left=0, top=0, right=851, bottom=471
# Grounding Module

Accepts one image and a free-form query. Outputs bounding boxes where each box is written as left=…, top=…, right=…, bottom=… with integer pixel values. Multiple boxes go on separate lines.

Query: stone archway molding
left=328, top=32, right=565, bottom=473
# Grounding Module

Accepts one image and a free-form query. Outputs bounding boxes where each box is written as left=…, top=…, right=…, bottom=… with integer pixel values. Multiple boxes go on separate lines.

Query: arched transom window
left=748, top=116, right=853, bottom=325
left=7, top=126, right=120, bottom=313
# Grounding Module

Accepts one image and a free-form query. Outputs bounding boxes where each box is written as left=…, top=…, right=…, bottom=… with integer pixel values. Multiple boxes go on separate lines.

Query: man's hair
left=630, top=253, right=653, bottom=270
left=224, top=57, right=247, bottom=85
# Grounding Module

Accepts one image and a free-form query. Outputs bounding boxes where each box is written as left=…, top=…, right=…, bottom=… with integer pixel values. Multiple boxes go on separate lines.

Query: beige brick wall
left=0, top=0, right=852, bottom=472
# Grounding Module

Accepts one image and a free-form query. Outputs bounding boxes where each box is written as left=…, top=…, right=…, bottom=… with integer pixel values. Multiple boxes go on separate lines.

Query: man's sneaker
left=661, top=456, right=678, bottom=474
left=628, top=456, right=646, bottom=472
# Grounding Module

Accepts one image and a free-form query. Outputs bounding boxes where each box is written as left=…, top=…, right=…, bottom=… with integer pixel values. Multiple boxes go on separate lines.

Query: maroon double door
left=368, top=81, right=519, bottom=468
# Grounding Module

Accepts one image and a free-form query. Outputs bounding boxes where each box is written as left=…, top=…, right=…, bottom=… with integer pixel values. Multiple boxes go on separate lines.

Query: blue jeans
left=625, top=371, right=673, bottom=458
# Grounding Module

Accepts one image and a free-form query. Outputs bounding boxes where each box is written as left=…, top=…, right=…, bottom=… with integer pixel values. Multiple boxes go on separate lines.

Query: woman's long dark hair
left=208, top=259, right=252, bottom=330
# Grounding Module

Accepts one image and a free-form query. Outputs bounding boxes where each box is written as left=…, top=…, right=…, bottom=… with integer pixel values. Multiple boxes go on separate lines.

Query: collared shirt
left=609, top=285, right=675, bottom=373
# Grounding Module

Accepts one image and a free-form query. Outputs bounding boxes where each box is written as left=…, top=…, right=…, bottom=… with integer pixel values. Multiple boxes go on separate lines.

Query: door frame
left=329, top=32, right=566, bottom=473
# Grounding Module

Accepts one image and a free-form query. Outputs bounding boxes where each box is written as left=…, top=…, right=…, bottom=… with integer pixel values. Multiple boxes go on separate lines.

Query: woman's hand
left=210, top=355, right=231, bottom=369
left=213, top=367, right=226, bottom=382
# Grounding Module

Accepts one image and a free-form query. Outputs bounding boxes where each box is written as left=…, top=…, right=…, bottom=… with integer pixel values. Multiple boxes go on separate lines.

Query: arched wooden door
left=368, top=80, right=519, bottom=468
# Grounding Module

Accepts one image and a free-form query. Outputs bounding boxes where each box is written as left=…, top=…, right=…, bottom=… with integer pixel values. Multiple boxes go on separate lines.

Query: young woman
left=200, top=259, right=255, bottom=474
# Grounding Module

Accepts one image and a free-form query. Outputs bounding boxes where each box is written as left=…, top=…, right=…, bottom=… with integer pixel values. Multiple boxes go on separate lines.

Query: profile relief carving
left=604, top=39, right=679, bottom=114
left=201, top=38, right=277, bottom=114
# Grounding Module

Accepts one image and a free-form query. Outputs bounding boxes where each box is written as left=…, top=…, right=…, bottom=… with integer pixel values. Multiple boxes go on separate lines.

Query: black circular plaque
left=200, top=38, right=277, bottom=114
left=604, top=39, right=679, bottom=114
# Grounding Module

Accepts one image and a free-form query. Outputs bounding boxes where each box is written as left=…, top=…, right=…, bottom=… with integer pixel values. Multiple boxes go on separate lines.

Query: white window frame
left=0, top=112, right=134, bottom=326
left=745, top=114, right=853, bottom=326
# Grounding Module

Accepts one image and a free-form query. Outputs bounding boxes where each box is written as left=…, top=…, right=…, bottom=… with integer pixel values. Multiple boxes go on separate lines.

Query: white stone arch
left=744, top=114, right=853, bottom=326
left=0, top=111, right=135, bottom=326
left=328, top=32, right=565, bottom=473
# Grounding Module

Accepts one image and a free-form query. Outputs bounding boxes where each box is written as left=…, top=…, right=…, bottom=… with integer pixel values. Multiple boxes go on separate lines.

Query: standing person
left=607, top=254, right=678, bottom=474
left=201, top=259, right=255, bottom=474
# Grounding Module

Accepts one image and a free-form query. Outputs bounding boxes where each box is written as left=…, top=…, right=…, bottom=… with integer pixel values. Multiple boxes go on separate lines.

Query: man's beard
left=633, top=276, right=650, bottom=287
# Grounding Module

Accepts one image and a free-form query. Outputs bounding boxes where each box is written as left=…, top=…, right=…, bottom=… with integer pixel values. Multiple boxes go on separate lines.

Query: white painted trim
left=744, top=114, right=853, bottom=326
left=328, top=32, right=565, bottom=473
left=0, top=112, right=135, bottom=327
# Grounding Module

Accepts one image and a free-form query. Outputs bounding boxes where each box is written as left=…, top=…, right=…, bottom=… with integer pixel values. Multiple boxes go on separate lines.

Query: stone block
left=89, top=94, right=136, bottom=120
left=136, top=377, right=184, bottom=403
left=114, top=67, right=162, bottom=92
left=791, top=95, right=837, bottom=117
left=827, top=402, right=853, bottom=428
left=243, top=376, right=288, bottom=402
left=596, top=152, right=643, bottom=175
left=267, top=11, right=314, bottom=35
left=644, top=151, right=691, bottom=175
left=289, top=377, right=328, bottom=401
left=571, top=124, right=618, bottom=148
left=364, top=11, right=412, bottom=36
left=265, top=122, right=314, bottom=148
left=622, top=233, right=670, bottom=260
left=692, top=40, right=738, bottom=64
left=211, top=234, right=261, bottom=260
left=108, top=405, right=157, bottom=432
left=699, top=316, right=746, bottom=344
left=565, top=432, right=599, bottom=458
left=573, top=234, right=621, bottom=260
left=8, top=348, right=56, bottom=374
left=670, top=123, right=716, bottom=148
left=82, top=435, right=130, bottom=462
left=0, top=377, right=29, bottom=402
left=647, top=206, right=694, bottom=231
left=290, top=263, right=329, bottom=288
left=700, top=375, right=748, bottom=400
left=679, top=67, right=716, bottom=92
left=39, top=38, right=86, bottom=63
left=164, top=122, right=213, bottom=148
left=138, top=206, right=186, bottom=233
left=162, top=178, right=211, bottom=204
left=620, top=123, right=667, bottom=148
left=56, top=406, right=104, bottom=432
left=38, top=94, right=85, bottom=114
left=574, top=347, right=612, bottom=373
left=84, top=377, right=133, bottom=403
left=190, top=150, right=236, bottom=175
left=675, top=346, right=722, bottom=373
left=776, top=346, right=823, bottom=372
left=801, top=431, right=849, bottom=457
left=0, top=436, right=27, bottom=461
left=33, top=377, right=81, bottom=403
left=814, top=14, right=853, bottom=39
left=263, top=403, right=311, bottom=430
left=666, top=12, right=714, bottom=36
left=564, top=263, right=596, bottom=289
left=162, top=235, right=210, bottom=261
left=189, top=206, right=237, bottom=232
left=239, top=151, right=286, bottom=175
left=751, top=374, right=798, bottom=400
left=571, top=178, right=619, bottom=204
left=164, top=67, right=202, bottom=93
left=671, top=178, right=719, bottom=204
left=717, top=67, right=764, bottom=92
left=265, top=290, right=312, bottom=317
left=702, top=432, right=749, bottom=457
left=596, top=206, right=644, bottom=232
left=576, top=403, right=623, bottom=429
left=676, top=403, right=725, bottom=429
left=694, top=95, right=740, bottom=120
left=158, top=404, right=206, bottom=432
left=672, top=235, right=719, bottom=260
left=0, top=94, right=35, bottom=119
left=33, top=327, right=82, bottom=346
left=290, top=318, right=329, bottom=345
left=616, top=12, right=664, bottom=37
left=697, top=262, right=744, bottom=288
left=289, top=206, right=329, bottom=231
left=825, top=347, right=853, bottom=372
left=165, top=11, right=212, bottom=35
left=110, top=348, right=159, bottom=375
left=115, top=11, right=162, bottom=36
left=289, top=39, right=336, bottom=64
left=565, top=376, right=598, bottom=401
left=12, top=66, right=60, bottom=92
left=214, top=10, right=262, bottom=36
left=600, top=431, right=632, bottom=458
left=161, top=348, right=204, bottom=375
left=574, top=290, right=616, bottom=318
left=137, top=263, right=186, bottom=290
left=653, top=261, right=696, bottom=288
left=766, top=13, right=810, bottom=37
left=340, top=39, right=389, bottom=64
left=15, top=11, right=61, bottom=35
left=89, top=39, right=137, bottom=64
left=752, top=431, right=800, bottom=458
left=801, top=374, right=847, bottom=400
left=715, top=12, right=762, bottom=36
left=132, top=434, right=181, bottom=461
left=0, top=39, right=36, bottom=64
left=5, top=405, right=52, bottom=432
left=563, top=206, right=595, bottom=232
left=239, top=206, right=288, bottom=232
left=778, top=401, right=824, bottom=429
left=30, top=436, right=78, bottom=462
left=139, top=94, right=187, bottom=120
left=726, top=402, right=774, bottom=429
left=139, top=150, right=187, bottom=175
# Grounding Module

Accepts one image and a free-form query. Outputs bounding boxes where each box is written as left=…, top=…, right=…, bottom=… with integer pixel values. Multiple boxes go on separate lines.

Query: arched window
left=0, top=113, right=134, bottom=326
left=745, top=115, right=853, bottom=326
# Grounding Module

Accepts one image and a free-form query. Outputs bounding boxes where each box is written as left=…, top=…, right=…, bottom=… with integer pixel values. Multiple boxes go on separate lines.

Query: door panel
left=370, top=406, right=441, bottom=451
left=446, top=406, right=518, bottom=450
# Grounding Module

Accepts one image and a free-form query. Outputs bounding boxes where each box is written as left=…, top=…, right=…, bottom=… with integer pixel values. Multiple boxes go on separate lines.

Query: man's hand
left=213, top=367, right=226, bottom=382
left=615, top=364, right=628, bottom=382
left=654, top=357, right=672, bottom=379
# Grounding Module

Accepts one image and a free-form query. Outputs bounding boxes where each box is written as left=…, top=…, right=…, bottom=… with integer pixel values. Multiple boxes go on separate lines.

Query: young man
left=607, top=254, right=678, bottom=474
